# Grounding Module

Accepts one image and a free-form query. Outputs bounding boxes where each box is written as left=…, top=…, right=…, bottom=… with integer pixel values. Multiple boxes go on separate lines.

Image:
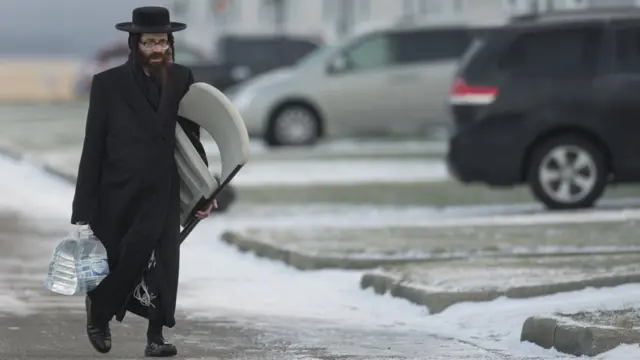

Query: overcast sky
left=0, top=0, right=172, bottom=57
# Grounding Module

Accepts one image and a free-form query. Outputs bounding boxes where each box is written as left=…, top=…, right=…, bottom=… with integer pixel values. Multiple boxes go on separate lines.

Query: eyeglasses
left=139, top=40, right=169, bottom=51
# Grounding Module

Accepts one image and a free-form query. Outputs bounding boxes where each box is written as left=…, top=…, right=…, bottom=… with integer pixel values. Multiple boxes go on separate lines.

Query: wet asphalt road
left=0, top=312, right=513, bottom=360
left=0, top=212, right=527, bottom=360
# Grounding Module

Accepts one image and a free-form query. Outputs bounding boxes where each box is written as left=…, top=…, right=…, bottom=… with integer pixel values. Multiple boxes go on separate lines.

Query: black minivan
left=447, top=7, right=640, bottom=210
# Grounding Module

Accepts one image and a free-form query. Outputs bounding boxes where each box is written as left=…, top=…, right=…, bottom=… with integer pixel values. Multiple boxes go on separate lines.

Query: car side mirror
left=327, top=55, right=348, bottom=74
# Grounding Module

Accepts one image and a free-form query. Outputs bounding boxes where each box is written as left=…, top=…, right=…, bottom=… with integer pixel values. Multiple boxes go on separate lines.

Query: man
left=71, top=6, right=215, bottom=357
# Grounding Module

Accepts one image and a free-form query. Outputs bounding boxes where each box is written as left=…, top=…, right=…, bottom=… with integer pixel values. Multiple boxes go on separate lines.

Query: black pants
left=147, top=296, right=164, bottom=340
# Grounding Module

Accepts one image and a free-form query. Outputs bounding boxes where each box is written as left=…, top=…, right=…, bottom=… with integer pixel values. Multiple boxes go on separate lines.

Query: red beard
left=136, top=49, right=172, bottom=80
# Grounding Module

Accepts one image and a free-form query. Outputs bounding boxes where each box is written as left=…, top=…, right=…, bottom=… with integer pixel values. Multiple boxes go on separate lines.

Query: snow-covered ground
left=232, top=158, right=449, bottom=185
left=1, top=155, right=640, bottom=359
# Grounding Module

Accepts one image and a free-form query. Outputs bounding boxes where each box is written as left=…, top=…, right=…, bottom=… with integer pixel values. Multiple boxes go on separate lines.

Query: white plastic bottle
left=44, top=235, right=79, bottom=296
left=75, top=226, right=109, bottom=293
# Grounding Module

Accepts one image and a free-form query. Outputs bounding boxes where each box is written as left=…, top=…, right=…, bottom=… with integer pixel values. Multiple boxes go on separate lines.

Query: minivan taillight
left=449, top=78, right=498, bottom=106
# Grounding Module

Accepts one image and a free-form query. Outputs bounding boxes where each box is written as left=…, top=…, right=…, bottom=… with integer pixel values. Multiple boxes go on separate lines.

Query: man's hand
left=195, top=199, right=217, bottom=219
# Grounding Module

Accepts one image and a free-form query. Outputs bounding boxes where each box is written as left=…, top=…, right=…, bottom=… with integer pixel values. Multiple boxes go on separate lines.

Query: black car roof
left=508, top=6, right=640, bottom=27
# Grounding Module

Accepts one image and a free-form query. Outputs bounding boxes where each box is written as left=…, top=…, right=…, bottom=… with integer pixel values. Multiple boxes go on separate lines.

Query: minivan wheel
left=527, top=135, right=608, bottom=210
left=265, top=105, right=320, bottom=147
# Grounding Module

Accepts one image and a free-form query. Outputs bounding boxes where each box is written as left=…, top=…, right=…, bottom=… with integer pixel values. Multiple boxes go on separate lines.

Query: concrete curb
left=220, top=231, right=421, bottom=270
left=521, top=316, right=640, bottom=357
left=221, top=231, right=640, bottom=271
left=360, top=271, right=640, bottom=315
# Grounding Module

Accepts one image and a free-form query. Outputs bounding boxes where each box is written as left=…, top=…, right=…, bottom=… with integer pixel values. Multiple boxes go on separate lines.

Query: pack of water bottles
left=44, top=224, right=109, bottom=295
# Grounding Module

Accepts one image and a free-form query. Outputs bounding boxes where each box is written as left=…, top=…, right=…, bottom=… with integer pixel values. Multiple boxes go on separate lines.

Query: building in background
left=504, top=0, right=640, bottom=15
left=172, top=0, right=640, bottom=56
left=172, top=0, right=505, bottom=55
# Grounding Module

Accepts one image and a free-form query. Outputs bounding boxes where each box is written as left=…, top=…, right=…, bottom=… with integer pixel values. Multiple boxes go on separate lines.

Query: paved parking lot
left=2, top=102, right=640, bottom=359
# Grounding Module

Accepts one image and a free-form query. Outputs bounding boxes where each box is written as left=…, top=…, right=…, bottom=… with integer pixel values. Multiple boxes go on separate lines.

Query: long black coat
left=71, top=60, right=206, bottom=328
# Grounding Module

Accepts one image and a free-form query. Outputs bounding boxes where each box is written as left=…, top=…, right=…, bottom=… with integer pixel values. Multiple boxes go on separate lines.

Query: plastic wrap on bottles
left=75, top=226, right=109, bottom=293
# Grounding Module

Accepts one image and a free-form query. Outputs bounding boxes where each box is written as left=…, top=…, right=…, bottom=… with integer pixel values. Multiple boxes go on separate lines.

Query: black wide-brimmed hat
left=115, top=6, right=186, bottom=33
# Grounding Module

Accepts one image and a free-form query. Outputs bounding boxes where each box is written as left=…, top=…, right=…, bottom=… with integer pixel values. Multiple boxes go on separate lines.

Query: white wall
left=172, top=0, right=217, bottom=54
left=174, top=0, right=507, bottom=46
left=459, top=0, right=508, bottom=25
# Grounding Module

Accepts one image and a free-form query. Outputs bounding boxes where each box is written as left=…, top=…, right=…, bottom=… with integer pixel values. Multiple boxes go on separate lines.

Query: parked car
left=205, top=34, right=322, bottom=91
left=227, top=21, right=478, bottom=147
left=447, top=7, right=640, bottom=210
left=72, top=41, right=211, bottom=97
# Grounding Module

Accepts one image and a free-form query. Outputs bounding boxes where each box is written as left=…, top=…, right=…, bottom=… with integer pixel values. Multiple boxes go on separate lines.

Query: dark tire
left=265, top=104, right=321, bottom=147
left=527, top=135, right=608, bottom=210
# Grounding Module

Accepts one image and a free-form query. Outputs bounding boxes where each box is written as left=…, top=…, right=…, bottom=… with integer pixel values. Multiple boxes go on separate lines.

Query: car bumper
left=447, top=128, right=524, bottom=186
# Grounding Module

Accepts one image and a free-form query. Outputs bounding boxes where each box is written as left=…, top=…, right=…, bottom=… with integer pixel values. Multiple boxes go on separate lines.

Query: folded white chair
left=174, top=82, right=251, bottom=242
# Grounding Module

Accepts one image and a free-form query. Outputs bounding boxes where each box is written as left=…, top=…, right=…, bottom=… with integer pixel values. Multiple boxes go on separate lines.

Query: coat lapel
left=122, top=69, right=162, bottom=135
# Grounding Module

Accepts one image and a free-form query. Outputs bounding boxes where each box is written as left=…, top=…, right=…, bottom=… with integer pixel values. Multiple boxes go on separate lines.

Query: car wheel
left=527, top=135, right=608, bottom=210
left=266, top=104, right=320, bottom=147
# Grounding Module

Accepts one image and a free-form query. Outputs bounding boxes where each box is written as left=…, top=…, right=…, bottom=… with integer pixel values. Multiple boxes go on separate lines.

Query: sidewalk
left=0, top=312, right=259, bottom=360
left=0, top=210, right=317, bottom=360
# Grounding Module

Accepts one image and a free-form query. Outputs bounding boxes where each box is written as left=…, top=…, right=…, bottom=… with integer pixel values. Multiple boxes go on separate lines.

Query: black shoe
left=85, top=295, right=112, bottom=353
left=145, top=338, right=178, bottom=357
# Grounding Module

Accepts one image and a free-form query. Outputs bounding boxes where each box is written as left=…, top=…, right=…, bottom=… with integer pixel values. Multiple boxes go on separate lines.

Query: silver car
left=228, top=21, right=476, bottom=147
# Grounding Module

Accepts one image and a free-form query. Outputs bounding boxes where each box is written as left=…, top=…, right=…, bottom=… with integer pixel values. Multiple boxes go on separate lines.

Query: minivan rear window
left=455, top=33, right=497, bottom=82
left=458, top=37, right=486, bottom=71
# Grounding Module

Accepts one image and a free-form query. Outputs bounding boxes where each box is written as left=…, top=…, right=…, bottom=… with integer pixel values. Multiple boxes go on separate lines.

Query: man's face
left=138, top=33, right=171, bottom=69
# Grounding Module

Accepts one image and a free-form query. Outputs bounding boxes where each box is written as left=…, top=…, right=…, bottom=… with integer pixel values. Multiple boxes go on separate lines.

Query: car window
left=395, top=29, right=471, bottom=64
left=614, top=26, right=640, bottom=73
left=217, top=37, right=318, bottom=73
left=344, top=34, right=394, bottom=71
left=105, top=55, right=128, bottom=69
left=281, top=40, right=319, bottom=64
left=498, top=26, right=603, bottom=73
left=174, top=49, right=203, bottom=64
left=221, top=38, right=278, bottom=64
left=296, top=44, right=337, bottom=68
